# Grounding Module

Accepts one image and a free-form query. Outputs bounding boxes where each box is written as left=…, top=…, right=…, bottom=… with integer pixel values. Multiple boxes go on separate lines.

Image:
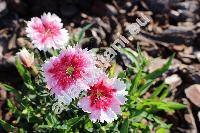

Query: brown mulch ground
left=0, top=0, right=199, bottom=132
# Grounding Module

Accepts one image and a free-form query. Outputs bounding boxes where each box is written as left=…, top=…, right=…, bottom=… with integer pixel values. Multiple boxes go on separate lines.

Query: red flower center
left=88, top=81, right=116, bottom=111
left=47, top=54, right=86, bottom=90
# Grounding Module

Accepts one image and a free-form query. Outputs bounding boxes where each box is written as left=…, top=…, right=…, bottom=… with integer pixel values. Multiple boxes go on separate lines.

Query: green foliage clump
left=0, top=26, right=185, bottom=133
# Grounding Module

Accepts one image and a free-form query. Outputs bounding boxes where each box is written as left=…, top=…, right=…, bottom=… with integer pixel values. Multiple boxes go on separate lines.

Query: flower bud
left=17, top=48, right=34, bottom=68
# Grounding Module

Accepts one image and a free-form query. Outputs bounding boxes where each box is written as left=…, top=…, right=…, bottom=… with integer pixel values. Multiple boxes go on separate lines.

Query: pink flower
left=26, top=12, right=69, bottom=51
left=78, top=74, right=127, bottom=123
left=43, top=46, right=102, bottom=104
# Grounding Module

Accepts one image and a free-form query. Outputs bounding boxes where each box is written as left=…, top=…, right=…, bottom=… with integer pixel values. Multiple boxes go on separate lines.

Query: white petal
left=112, top=78, right=126, bottom=91
left=81, top=67, right=103, bottom=86
left=78, top=96, right=92, bottom=113
left=110, top=98, right=122, bottom=114
left=115, top=94, right=127, bottom=104
left=66, top=80, right=89, bottom=99
left=99, top=109, right=117, bottom=123
left=90, top=109, right=101, bottom=123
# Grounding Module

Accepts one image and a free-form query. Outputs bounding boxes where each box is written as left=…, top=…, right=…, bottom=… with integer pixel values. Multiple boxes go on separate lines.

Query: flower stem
left=31, top=65, right=39, bottom=76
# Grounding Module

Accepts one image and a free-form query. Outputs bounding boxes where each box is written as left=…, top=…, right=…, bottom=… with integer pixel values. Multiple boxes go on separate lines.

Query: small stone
left=194, top=51, right=200, bottom=62
left=183, top=46, right=193, bottom=55
left=17, top=37, right=33, bottom=49
left=106, top=4, right=118, bottom=15
left=181, top=64, right=200, bottom=84
left=172, top=44, right=185, bottom=51
left=0, top=87, right=6, bottom=101
left=148, top=58, right=167, bottom=73
left=181, top=57, right=192, bottom=64
left=185, top=84, right=200, bottom=107
left=125, top=2, right=132, bottom=9
left=165, top=74, right=182, bottom=89
left=8, top=33, right=17, bottom=50
left=119, top=9, right=126, bottom=14
left=0, top=0, right=6, bottom=13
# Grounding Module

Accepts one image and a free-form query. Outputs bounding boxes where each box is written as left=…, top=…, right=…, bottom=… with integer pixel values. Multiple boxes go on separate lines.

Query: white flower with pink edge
left=78, top=74, right=127, bottom=123
left=42, top=46, right=102, bottom=105
left=26, top=12, right=69, bottom=51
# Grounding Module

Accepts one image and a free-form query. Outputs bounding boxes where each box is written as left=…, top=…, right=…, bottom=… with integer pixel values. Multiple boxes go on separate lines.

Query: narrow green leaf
left=137, top=46, right=149, bottom=68
left=7, top=99, right=18, bottom=113
left=160, top=102, right=186, bottom=110
left=39, top=125, right=68, bottom=130
left=151, top=82, right=165, bottom=99
left=130, top=69, right=142, bottom=95
left=132, top=122, right=147, bottom=129
left=150, top=116, right=168, bottom=127
left=15, top=59, right=32, bottom=84
left=0, top=83, right=17, bottom=93
left=145, top=54, right=175, bottom=80
left=45, top=113, right=58, bottom=126
left=38, top=125, right=53, bottom=129
left=160, top=87, right=170, bottom=100
left=0, top=119, right=16, bottom=132
left=84, top=120, right=93, bottom=132
left=19, top=128, right=26, bottom=133
left=66, top=116, right=83, bottom=127
left=108, top=62, right=116, bottom=78
left=120, top=119, right=129, bottom=133
left=77, top=23, right=93, bottom=42
left=118, top=71, right=126, bottom=79
left=118, top=48, right=140, bottom=70
left=138, top=80, right=154, bottom=96
left=24, top=83, right=35, bottom=90
left=156, top=128, right=170, bottom=133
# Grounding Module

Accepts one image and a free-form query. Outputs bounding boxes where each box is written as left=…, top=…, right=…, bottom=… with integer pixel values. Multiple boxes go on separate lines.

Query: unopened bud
left=17, top=48, right=34, bottom=68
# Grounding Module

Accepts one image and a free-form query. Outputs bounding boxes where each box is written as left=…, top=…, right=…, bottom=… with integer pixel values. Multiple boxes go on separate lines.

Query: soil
left=0, top=0, right=199, bottom=132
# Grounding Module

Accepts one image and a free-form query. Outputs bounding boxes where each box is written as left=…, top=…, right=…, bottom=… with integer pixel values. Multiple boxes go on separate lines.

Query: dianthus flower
left=78, top=74, right=127, bottom=123
left=26, top=12, right=69, bottom=51
left=43, top=46, right=102, bottom=104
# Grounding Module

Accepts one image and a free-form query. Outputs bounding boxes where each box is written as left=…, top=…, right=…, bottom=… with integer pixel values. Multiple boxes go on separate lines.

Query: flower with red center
left=78, top=74, right=127, bottom=123
left=26, top=12, right=69, bottom=51
left=43, top=46, right=102, bottom=105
